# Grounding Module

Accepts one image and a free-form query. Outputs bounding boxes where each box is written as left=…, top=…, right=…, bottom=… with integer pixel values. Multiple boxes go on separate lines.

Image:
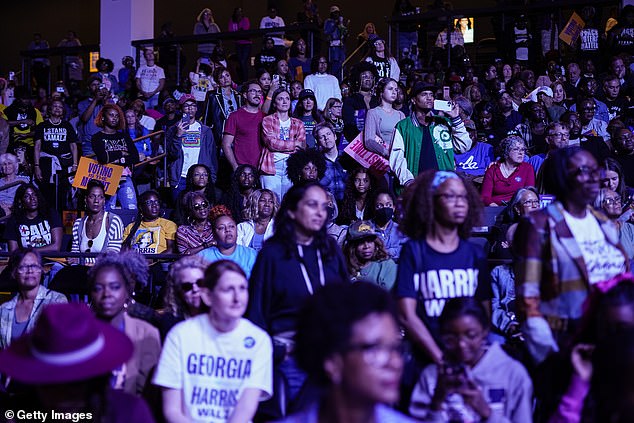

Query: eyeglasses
left=435, top=193, right=469, bottom=204
left=521, top=199, right=541, bottom=207
left=574, top=166, right=603, bottom=179
left=144, top=200, right=160, bottom=207
left=85, top=239, right=94, bottom=253
left=510, top=147, right=528, bottom=153
left=193, top=172, right=209, bottom=178
left=604, top=196, right=622, bottom=206
left=17, top=264, right=42, bottom=274
left=193, top=201, right=209, bottom=211
left=346, top=342, right=404, bottom=367
left=180, top=281, right=200, bottom=293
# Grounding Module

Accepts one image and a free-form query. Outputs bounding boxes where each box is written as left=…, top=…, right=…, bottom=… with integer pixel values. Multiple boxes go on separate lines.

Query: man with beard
left=560, top=111, right=610, bottom=163
left=342, top=62, right=379, bottom=142
left=531, top=122, right=569, bottom=194
left=570, top=76, right=610, bottom=123
left=389, top=82, right=471, bottom=188
left=496, top=90, right=523, bottom=132
left=222, top=80, right=265, bottom=170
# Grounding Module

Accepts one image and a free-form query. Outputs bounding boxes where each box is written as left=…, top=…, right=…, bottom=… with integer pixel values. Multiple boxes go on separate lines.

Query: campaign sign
left=72, top=157, right=123, bottom=195
left=343, top=133, right=390, bottom=175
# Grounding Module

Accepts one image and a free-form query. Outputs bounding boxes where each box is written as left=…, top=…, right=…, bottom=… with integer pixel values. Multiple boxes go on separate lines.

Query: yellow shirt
left=123, top=217, right=177, bottom=254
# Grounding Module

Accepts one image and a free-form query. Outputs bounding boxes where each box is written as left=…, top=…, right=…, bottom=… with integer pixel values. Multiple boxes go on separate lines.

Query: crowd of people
left=3, top=1, right=634, bottom=422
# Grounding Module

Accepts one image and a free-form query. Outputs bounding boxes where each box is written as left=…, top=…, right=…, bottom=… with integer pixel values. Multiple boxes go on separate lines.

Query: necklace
left=500, top=162, right=517, bottom=178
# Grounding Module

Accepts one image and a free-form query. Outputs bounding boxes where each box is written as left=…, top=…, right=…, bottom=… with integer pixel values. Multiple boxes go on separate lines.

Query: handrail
left=19, top=44, right=101, bottom=58
left=341, top=40, right=369, bottom=80
left=0, top=179, right=27, bottom=193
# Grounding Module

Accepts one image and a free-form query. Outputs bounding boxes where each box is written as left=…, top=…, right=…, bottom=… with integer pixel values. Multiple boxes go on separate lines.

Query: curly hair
left=88, top=250, right=150, bottom=295
left=222, top=164, right=260, bottom=222
left=339, top=167, right=377, bottom=225
left=163, top=255, right=209, bottom=317
left=497, top=135, right=526, bottom=161
left=400, top=170, right=483, bottom=239
left=286, top=148, right=327, bottom=185
left=243, top=189, right=279, bottom=222
left=209, top=204, right=233, bottom=224
left=343, top=236, right=391, bottom=276
left=94, top=104, right=125, bottom=130
left=294, top=283, right=397, bottom=385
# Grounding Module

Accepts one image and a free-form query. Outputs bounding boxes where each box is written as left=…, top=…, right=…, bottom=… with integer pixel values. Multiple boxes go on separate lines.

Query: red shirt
left=481, top=161, right=535, bottom=205
left=223, top=107, right=265, bottom=168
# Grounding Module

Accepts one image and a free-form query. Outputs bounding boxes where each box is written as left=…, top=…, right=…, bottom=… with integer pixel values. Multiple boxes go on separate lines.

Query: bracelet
left=266, top=96, right=272, bottom=101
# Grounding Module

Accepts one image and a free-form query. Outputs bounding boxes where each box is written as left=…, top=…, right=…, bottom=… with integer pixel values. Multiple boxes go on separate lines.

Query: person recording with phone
left=166, top=94, right=218, bottom=203
left=389, top=82, right=472, bottom=190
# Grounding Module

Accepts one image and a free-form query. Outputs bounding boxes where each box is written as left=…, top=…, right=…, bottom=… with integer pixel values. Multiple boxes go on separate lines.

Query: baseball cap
left=347, top=220, right=379, bottom=242
left=330, top=5, right=340, bottom=13
left=179, top=94, right=196, bottom=106
left=411, top=81, right=438, bottom=97
left=298, top=89, right=316, bottom=101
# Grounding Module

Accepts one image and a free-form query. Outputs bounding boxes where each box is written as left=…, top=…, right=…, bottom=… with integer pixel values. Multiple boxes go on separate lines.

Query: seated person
left=123, top=190, right=177, bottom=254
left=198, top=205, right=257, bottom=278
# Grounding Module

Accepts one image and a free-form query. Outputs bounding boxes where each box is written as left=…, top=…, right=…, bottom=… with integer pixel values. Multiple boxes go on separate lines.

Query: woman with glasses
left=176, top=192, right=215, bottom=255
left=123, top=190, right=177, bottom=254
left=0, top=248, right=67, bottom=349
left=594, top=188, right=634, bottom=262
left=154, top=259, right=272, bottom=423
left=237, top=189, right=278, bottom=252
left=160, top=255, right=208, bottom=338
left=172, top=164, right=216, bottom=225
left=481, top=135, right=535, bottom=206
left=204, top=66, right=242, bottom=144
left=281, top=282, right=413, bottom=422
left=322, top=97, right=345, bottom=146
left=71, top=180, right=124, bottom=264
left=409, top=298, right=532, bottom=422
left=514, top=146, right=628, bottom=364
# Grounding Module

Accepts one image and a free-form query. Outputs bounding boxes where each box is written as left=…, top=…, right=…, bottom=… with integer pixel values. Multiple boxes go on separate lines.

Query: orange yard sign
left=72, top=157, right=123, bottom=196
left=559, top=12, right=585, bottom=46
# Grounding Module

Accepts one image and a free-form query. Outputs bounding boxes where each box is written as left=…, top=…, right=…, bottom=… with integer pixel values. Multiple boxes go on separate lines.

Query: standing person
left=71, top=180, right=125, bottom=265
left=166, top=94, right=217, bottom=201
left=364, top=77, right=405, bottom=158
left=4, top=184, right=63, bottom=252
left=288, top=38, right=312, bottom=83
left=154, top=260, right=272, bottom=423
left=228, top=7, right=252, bottom=83
left=364, top=38, right=401, bottom=81
left=258, top=88, right=306, bottom=201
left=322, top=97, right=345, bottom=146
left=193, top=8, right=221, bottom=63
left=259, top=7, right=286, bottom=51
left=91, top=104, right=140, bottom=210
left=304, top=56, right=342, bottom=111
left=77, top=76, right=109, bottom=155
left=135, top=48, right=166, bottom=110
left=389, top=82, right=472, bottom=189
left=342, top=63, right=379, bottom=142
left=0, top=153, right=29, bottom=218
left=247, top=182, right=349, bottom=415
left=293, top=89, right=323, bottom=149
left=395, top=170, right=490, bottom=365
left=27, top=33, right=50, bottom=90
left=203, top=66, right=243, bottom=145
left=89, top=251, right=161, bottom=396
left=0, top=248, right=67, bottom=349
left=33, top=98, right=79, bottom=209
left=514, top=146, right=628, bottom=364
left=323, top=6, right=349, bottom=79
left=281, top=283, right=415, bottom=423
left=0, top=303, right=156, bottom=421
left=57, top=30, right=83, bottom=86
left=222, top=80, right=265, bottom=171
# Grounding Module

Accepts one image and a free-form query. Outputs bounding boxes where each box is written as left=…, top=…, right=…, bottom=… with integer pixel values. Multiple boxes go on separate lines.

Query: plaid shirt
left=258, top=114, right=306, bottom=175
left=320, top=155, right=347, bottom=202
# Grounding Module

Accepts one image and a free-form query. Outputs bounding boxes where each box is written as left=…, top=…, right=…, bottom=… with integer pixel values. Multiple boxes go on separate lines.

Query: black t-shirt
left=3, top=211, right=62, bottom=249
left=395, top=238, right=492, bottom=339
left=90, top=131, right=140, bottom=166
left=35, top=120, right=78, bottom=159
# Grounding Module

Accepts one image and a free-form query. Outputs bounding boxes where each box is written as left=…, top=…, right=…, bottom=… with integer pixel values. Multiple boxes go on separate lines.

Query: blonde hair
left=164, top=255, right=210, bottom=316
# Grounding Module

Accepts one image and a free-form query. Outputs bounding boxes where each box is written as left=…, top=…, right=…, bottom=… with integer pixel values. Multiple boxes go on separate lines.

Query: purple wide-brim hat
left=0, top=303, right=133, bottom=385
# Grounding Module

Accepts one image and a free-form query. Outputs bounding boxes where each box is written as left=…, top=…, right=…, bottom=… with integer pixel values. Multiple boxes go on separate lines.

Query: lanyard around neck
left=297, top=244, right=325, bottom=295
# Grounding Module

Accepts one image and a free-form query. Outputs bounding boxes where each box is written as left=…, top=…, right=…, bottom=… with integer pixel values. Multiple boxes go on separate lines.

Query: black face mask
left=374, top=207, right=393, bottom=226
left=326, top=205, right=336, bottom=222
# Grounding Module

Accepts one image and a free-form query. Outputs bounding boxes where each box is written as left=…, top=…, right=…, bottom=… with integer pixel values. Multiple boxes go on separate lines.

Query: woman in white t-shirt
left=514, top=146, right=628, bottom=363
left=154, top=259, right=273, bottom=423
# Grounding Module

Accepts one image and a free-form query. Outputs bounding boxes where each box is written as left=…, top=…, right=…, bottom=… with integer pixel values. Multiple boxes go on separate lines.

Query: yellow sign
left=559, top=12, right=585, bottom=46
left=72, top=157, right=123, bottom=196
